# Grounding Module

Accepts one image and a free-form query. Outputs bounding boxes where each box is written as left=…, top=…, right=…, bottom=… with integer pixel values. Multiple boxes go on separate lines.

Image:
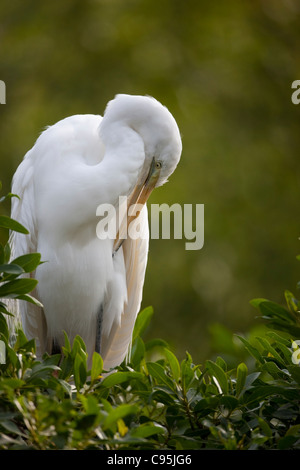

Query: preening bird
left=10, top=94, right=182, bottom=370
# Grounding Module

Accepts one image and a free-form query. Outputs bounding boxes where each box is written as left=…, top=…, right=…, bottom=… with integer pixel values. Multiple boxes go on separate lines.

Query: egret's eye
left=155, top=161, right=162, bottom=169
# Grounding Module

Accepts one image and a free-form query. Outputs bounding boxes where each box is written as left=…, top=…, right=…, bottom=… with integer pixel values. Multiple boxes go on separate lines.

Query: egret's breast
left=35, top=236, right=116, bottom=344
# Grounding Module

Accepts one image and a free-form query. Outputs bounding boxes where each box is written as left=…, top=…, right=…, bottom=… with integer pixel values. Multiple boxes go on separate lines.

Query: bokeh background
left=0, top=0, right=299, bottom=364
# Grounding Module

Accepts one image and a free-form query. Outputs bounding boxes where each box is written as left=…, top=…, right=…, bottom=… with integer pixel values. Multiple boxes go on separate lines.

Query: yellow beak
left=113, top=157, right=161, bottom=253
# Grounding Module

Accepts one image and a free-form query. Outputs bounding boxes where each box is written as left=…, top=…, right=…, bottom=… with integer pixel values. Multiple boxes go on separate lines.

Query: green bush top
left=0, top=190, right=300, bottom=450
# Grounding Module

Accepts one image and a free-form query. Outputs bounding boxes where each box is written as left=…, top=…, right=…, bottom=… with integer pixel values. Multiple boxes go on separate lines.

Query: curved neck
left=96, top=122, right=145, bottom=204
left=59, top=124, right=146, bottom=240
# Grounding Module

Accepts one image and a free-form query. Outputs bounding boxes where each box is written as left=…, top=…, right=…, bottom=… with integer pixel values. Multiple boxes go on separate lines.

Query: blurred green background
left=0, top=0, right=299, bottom=363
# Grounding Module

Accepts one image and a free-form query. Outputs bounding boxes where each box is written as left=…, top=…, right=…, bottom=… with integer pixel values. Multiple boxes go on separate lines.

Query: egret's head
left=104, top=94, right=182, bottom=254
left=102, top=94, right=182, bottom=188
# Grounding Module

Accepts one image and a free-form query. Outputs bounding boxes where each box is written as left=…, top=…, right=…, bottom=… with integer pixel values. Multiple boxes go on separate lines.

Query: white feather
left=9, top=94, right=182, bottom=370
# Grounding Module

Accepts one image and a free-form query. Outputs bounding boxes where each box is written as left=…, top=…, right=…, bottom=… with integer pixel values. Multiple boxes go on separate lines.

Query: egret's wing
left=101, top=206, right=149, bottom=370
left=9, top=150, right=48, bottom=356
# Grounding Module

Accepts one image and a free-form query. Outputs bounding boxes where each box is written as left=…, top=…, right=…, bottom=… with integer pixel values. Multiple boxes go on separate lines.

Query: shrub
left=0, top=190, right=299, bottom=450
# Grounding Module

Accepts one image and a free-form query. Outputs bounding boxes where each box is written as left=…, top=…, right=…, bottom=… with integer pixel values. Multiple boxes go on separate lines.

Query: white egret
left=10, top=94, right=182, bottom=370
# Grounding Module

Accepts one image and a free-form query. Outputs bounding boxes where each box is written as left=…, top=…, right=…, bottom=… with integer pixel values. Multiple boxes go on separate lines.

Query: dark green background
left=0, top=0, right=299, bottom=362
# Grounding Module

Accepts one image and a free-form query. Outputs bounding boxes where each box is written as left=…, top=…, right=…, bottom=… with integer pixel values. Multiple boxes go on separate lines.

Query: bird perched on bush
left=10, top=94, right=182, bottom=370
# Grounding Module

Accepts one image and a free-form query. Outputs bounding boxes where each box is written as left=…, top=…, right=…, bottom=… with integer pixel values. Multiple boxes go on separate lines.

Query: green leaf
left=253, top=299, right=295, bottom=323
left=16, top=294, right=43, bottom=307
left=205, top=360, right=228, bottom=394
left=79, top=394, right=100, bottom=416
left=59, top=354, right=73, bottom=381
left=62, top=331, right=71, bottom=353
left=236, top=362, right=248, bottom=398
left=0, top=378, right=25, bottom=390
left=130, top=423, right=165, bottom=438
left=266, top=331, right=291, bottom=346
left=145, top=338, right=169, bottom=352
left=284, top=290, right=299, bottom=315
left=71, top=335, right=87, bottom=360
left=261, top=361, right=289, bottom=380
left=74, top=353, right=87, bottom=391
left=286, top=424, right=300, bottom=437
left=132, top=306, right=153, bottom=343
left=236, top=335, right=265, bottom=364
left=150, top=389, right=176, bottom=406
left=216, top=356, right=227, bottom=371
left=0, top=278, right=38, bottom=297
left=0, top=192, right=20, bottom=203
left=278, top=435, right=299, bottom=450
left=14, top=328, right=31, bottom=350
left=250, top=298, right=269, bottom=308
left=101, top=371, right=143, bottom=388
left=257, top=417, right=272, bottom=438
left=130, top=335, right=145, bottom=367
left=0, top=420, right=25, bottom=438
left=0, top=301, right=14, bottom=316
left=103, top=404, right=138, bottom=429
left=194, top=396, right=219, bottom=414
left=164, top=348, right=180, bottom=382
left=90, top=351, right=103, bottom=383
left=287, top=365, right=300, bottom=385
left=0, top=215, right=29, bottom=234
left=10, top=253, right=41, bottom=273
left=5, top=343, right=19, bottom=369
left=244, top=385, right=299, bottom=405
left=3, top=243, right=10, bottom=264
left=27, top=363, right=60, bottom=382
left=147, top=361, right=175, bottom=390
left=180, top=353, right=196, bottom=392
left=255, top=337, right=285, bottom=366
left=219, top=395, right=239, bottom=411
left=0, top=264, right=24, bottom=275
left=0, top=312, right=9, bottom=340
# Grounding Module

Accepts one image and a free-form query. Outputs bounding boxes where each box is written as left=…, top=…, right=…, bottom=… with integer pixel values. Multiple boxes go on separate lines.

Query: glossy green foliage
left=1, top=191, right=300, bottom=450
left=1, top=299, right=300, bottom=450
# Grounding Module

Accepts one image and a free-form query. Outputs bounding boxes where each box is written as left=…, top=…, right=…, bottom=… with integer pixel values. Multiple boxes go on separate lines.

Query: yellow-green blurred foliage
left=0, top=0, right=299, bottom=362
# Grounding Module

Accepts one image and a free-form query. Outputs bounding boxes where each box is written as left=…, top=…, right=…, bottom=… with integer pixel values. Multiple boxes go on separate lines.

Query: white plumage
left=10, top=94, right=182, bottom=370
